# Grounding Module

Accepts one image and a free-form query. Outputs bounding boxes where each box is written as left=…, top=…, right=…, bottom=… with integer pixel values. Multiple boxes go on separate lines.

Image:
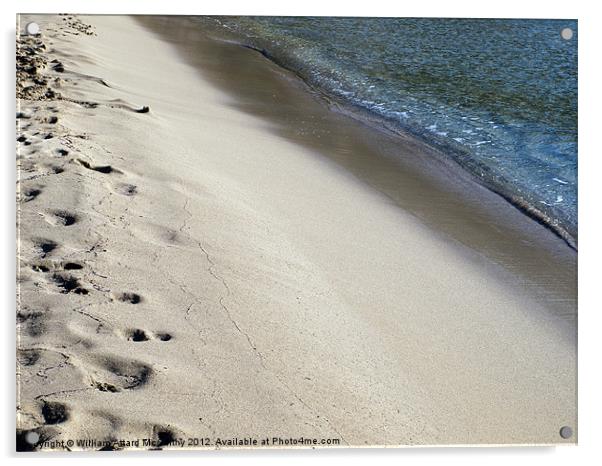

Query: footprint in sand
left=151, top=425, right=184, bottom=449
left=17, top=308, right=48, bottom=337
left=46, top=209, right=79, bottom=226
left=63, top=262, right=84, bottom=270
left=20, top=186, right=43, bottom=202
left=19, top=346, right=150, bottom=398
left=111, top=182, right=137, bottom=196
left=48, top=164, right=65, bottom=174
left=25, top=162, right=65, bottom=177
left=113, top=292, right=142, bottom=304
left=121, top=329, right=173, bottom=342
left=51, top=60, right=65, bottom=73
left=154, top=332, right=172, bottom=342
left=106, top=98, right=150, bottom=114
left=40, top=400, right=69, bottom=425
left=86, top=354, right=153, bottom=392
left=75, top=158, right=122, bottom=174
left=32, top=238, right=58, bottom=258
left=124, top=329, right=150, bottom=342
left=17, top=348, right=42, bottom=367
left=30, top=259, right=84, bottom=273
left=50, top=273, right=89, bottom=295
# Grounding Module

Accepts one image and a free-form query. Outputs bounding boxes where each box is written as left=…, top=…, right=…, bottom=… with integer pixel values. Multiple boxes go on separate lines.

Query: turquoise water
left=207, top=17, right=578, bottom=243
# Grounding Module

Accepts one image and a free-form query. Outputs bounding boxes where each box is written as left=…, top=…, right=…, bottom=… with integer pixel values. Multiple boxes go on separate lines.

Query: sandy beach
left=16, top=14, right=577, bottom=450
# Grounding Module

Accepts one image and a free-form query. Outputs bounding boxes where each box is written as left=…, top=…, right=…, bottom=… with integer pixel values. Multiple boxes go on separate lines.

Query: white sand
left=17, top=14, right=576, bottom=449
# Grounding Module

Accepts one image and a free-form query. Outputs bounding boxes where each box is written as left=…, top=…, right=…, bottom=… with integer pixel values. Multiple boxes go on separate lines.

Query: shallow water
left=206, top=17, right=578, bottom=243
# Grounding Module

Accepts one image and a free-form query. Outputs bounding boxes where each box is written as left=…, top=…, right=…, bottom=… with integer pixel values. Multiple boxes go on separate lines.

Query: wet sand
left=17, top=14, right=576, bottom=450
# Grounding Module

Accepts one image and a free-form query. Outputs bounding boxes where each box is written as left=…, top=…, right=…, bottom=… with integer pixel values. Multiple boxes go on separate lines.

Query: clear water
left=209, top=17, right=578, bottom=241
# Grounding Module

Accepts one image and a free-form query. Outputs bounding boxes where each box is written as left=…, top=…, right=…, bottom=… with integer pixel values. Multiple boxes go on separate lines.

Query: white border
left=3, top=1, right=601, bottom=465
left=1, top=0, right=585, bottom=18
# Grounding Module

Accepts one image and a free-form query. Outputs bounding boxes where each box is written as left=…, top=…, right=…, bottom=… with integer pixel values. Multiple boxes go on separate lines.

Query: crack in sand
left=180, top=197, right=348, bottom=444
left=71, top=301, right=112, bottom=334
left=34, top=387, right=93, bottom=401
left=149, top=234, right=208, bottom=345
left=17, top=18, right=347, bottom=441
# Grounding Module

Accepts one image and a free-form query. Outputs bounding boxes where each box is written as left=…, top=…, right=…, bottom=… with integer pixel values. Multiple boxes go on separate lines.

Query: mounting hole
left=561, top=28, right=573, bottom=40
left=25, top=22, right=40, bottom=36
left=559, top=425, right=573, bottom=439
left=25, top=431, right=40, bottom=444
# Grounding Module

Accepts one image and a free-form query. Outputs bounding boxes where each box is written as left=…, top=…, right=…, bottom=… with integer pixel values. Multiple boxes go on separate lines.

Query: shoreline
left=204, top=17, right=578, bottom=250
left=140, top=15, right=576, bottom=323
left=319, top=77, right=579, bottom=251
left=17, top=14, right=577, bottom=449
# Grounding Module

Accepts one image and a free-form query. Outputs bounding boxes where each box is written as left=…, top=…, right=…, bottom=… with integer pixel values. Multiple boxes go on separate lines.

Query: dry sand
left=17, top=14, right=576, bottom=450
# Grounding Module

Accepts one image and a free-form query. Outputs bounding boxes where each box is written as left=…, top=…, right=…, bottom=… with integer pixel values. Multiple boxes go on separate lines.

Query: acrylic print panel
left=16, top=14, right=577, bottom=451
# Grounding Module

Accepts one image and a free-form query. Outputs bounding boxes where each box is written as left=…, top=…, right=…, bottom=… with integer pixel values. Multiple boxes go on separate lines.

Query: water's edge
left=239, top=41, right=577, bottom=250
left=136, top=15, right=577, bottom=324
left=202, top=16, right=577, bottom=250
